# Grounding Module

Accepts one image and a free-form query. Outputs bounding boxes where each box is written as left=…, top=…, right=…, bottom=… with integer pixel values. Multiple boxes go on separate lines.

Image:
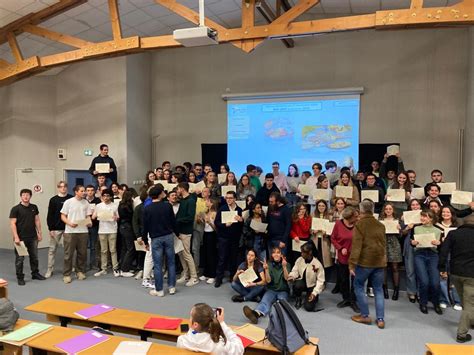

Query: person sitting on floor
left=231, top=249, right=266, bottom=302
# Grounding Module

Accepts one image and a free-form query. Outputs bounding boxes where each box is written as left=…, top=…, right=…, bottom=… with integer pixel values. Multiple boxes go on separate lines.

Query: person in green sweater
left=176, top=182, right=199, bottom=287
left=411, top=210, right=443, bottom=315
left=242, top=246, right=291, bottom=324
left=246, top=164, right=262, bottom=192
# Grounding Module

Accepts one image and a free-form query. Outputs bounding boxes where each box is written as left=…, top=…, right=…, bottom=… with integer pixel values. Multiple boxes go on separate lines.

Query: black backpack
left=0, top=298, right=19, bottom=333
left=265, top=299, right=314, bottom=354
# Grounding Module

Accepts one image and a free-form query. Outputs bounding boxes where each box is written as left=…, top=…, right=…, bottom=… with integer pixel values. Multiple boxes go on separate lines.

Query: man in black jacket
left=439, top=215, right=474, bottom=343
left=267, top=192, right=292, bottom=256
left=45, top=181, right=72, bottom=278
left=256, top=173, right=280, bottom=206
left=88, top=144, right=118, bottom=185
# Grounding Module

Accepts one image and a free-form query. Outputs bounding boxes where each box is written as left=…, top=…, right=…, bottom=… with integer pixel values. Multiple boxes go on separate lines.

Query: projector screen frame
left=222, top=87, right=364, bottom=101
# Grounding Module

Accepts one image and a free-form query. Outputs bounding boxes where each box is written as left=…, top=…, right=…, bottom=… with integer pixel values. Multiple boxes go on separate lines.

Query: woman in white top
left=177, top=304, right=244, bottom=355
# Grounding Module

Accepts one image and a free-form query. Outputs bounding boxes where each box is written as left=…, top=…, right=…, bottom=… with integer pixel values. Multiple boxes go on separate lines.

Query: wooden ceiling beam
left=241, top=0, right=257, bottom=52
left=0, top=0, right=86, bottom=45
left=108, top=0, right=123, bottom=41
left=7, top=33, right=24, bottom=63
left=256, top=0, right=294, bottom=48
left=411, top=0, right=424, bottom=10
left=22, top=24, right=94, bottom=48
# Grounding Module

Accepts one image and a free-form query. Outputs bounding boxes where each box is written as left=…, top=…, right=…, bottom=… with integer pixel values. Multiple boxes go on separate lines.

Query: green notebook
left=0, top=322, right=52, bottom=342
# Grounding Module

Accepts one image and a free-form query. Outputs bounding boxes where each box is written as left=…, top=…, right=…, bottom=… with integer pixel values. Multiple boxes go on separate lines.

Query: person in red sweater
left=290, top=203, right=312, bottom=264
left=331, top=206, right=360, bottom=312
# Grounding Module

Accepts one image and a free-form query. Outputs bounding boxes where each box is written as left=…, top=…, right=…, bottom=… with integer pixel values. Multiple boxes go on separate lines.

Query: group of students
left=9, top=149, right=474, bottom=344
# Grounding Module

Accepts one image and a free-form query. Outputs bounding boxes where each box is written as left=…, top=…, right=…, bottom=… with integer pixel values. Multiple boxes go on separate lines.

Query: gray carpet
left=0, top=248, right=467, bottom=355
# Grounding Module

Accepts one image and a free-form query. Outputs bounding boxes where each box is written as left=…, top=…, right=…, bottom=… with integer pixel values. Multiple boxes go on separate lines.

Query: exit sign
left=84, top=149, right=93, bottom=156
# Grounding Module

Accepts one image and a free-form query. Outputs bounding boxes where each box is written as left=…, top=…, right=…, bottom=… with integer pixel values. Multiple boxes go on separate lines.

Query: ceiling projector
left=173, top=26, right=218, bottom=47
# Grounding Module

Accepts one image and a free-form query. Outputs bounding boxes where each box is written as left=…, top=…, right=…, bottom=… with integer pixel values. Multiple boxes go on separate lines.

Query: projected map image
left=227, top=97, right=360, bottom=175
left=301, top=125, right=352, bottom=150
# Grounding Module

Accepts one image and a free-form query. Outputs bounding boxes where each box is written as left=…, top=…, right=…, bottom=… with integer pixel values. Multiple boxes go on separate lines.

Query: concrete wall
left=151, top=28, right=470, bottom=184
left=463, top=28, right=474, bottom=191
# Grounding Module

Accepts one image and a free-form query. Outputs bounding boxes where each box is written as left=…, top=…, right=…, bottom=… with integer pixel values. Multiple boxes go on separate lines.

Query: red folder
left=237, top=334, right=256, bottom=348
left=143, top=317, right=182, bottom=330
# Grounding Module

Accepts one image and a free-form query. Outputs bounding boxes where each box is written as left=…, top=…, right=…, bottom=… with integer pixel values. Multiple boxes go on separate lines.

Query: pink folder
left=55, top=330, right=109, bottom=354
left=73, top=304, right=115, bottom=319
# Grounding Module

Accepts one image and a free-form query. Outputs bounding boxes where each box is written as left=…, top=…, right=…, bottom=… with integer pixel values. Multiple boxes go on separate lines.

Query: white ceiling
left=0, top=0, right=463, bottom=64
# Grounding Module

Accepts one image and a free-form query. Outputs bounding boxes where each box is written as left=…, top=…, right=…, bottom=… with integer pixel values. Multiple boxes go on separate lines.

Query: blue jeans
left=439, top=253, right=461, bottom=305
left=414, top=250, right=440, bottom=306
left=255, top=289, right=289, bottom=316
left=403, top=235, right=417, bottom=296
left=231, top=281, right=264, bottom=301
left=87, top=225, right=98, bottom=268
left=253, top=236, right=266, bottom=261
left=354, top=266, right=385, bottom=319
left=151, top=234, right=176, bottom=291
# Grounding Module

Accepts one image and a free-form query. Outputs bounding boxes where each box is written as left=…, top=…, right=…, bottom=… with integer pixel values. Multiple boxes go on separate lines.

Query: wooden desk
left=1, top=319, right=202, bottom=355
left=25, top=298, right=319, bottom=354
left=0, top=284, right=7, bottom=299
left=425, top=343, right=474, bottom=355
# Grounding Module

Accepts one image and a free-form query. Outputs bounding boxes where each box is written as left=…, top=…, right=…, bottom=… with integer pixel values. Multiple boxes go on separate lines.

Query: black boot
left=392, top=287, right=399, bottom=301
left=331, top=285, right=340, bottom=294
left=383, top=285, right=389, bottom=299
left=295, top=297, right=303, bottom=309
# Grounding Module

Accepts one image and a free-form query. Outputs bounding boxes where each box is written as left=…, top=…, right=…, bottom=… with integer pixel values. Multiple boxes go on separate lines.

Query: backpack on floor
left=0, top=298, right=19, bottom=333
left=265, top=299, right=310, bottom=354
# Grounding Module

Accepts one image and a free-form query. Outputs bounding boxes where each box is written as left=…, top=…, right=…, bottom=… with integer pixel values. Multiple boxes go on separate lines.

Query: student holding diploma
left=214, top=191, right=244, bottom=288
left=379, top=203, right=402, bottom=300
left=289, top=203, right=312, bottom=264
left=411, top=210, right=443, bottom=314
left=242, top=202, right=267, bottom=261
left=401, top=199, right=422, bottom=303
left=386, top=172, right=411, bottom=214
left=60, top=185, right=93, bottom=284
left=199, top=200, right=218, bottom=285
left=312, top=200, right=334, bottom=270
left=331, top=171, right=360, bottom=207
left=361, top=173, right=385, bottom=213
left=88, top=144, right=117, bottom=185
left=230, top=249, right=265, bottom=303
left=236, top=174, right=256, bottom=201
left=92, top=189, right=119, bottom=277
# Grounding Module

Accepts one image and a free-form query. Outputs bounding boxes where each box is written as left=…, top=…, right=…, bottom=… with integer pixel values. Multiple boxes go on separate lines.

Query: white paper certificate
left=95, top=163, right=110, bottom=173
left=386, top=189, right=406, bottom=202
left=437, top=182, right=456, bottom=195
left=411, top=187, right=425, bottom=200
left=403, top=210, right=421, bottom=225
left=76, top=217, right=91, bottom=227
left=218, top=173, right=227, bottom=184
left=166, top=183, right=177, bottom=191
left=292, top=239, right=307, bottom=252
left=235, top=200, right=246, bottom=209
left=250, top=219, right=267, bottom=233
left=387, top=145, right=400, bottom=156
left=194, top=180, right=206, bottom=192
left=14, top=241, right=29, bottom=256
left=134, top=240, right=147, bottom=252
left=326, top=222, right=335, bottom=235
left=451, top=190, right=473, bottom=205
left=361, top=190, right=379, bottom=203
left=313, top=189, right=330, bottom=201
left=335, top=185, right=353, bottom=198
left=97, top=210, right=114, bottom=222
left=221, top=211, right=238, bottom=224
left=221, top=185, right=236, bottom=196
left=155, top=180, right=168, bottom=186
left=238, top=267, right=258, bottom=287
left=188, top=183, right=196, bottom=193
left=381, top=220, right=399, bottom=234
left=298, top=184, right=313, bottom=196
left=262, top=206, right=268, bottom=214
left=311, top=218, right=328, bottom=232
left=174, top=235, right=184, bottom=254
left=414, top=233, right=437, bottom=248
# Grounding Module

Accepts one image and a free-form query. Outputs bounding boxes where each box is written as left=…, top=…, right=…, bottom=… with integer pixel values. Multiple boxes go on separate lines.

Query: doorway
left=65, top=170, right=96, bottom=195
left=15, top=168, right=55, bottom=249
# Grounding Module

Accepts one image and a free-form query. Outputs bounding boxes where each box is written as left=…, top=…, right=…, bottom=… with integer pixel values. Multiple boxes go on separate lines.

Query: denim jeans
left=87, top=225, right=98, bottom=269
left=440, top=279, right=461, bottom=305
left=403, top=235, right=417, bottom=296
left=231, top=281, right=264, bottom=301
left=414, top=249, right=440, bottom=306
left=255, top=289, right=289, bottom=316
left=151, top=234, right=176, bottom=291
left=253, top=235, right=267, bottom=261
left=354, top=266, right=385, bottom=319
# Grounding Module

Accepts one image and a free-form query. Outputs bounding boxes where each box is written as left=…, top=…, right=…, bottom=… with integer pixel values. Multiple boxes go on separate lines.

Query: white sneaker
left=150, top=290, right=164, bottom=297
left=367, top=287, right=375, bottom=297
left=177, top=276, right=188, bottom=284
left=121, top=271, right=134, bottom=278
left=199, top=275, right=207, bottom=281
left=94, top=270, right=107, bottom=277
left=45, top=269, right=53, bottom=279
left=135, top=270, right=143, bottom=280
left=113, top=269, right=121, bottom=277
left=169, top=287, right=176, bottom=295
left=453, top=304, right=463, bottom=311
left=141, top=279, right=151, bottom=287
left=440, top=303, right=448, bottom=309
left=206, top=278, right=215, bottom=284
left=186, top=278, right=199, bottom=287
left=164, top=271, right=168, bottom=279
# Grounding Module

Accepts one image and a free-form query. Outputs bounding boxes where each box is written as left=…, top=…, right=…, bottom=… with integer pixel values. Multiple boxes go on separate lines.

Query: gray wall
left=151, top=28, right=469, bottom=184
left=464, top=28, right=474, bottom=192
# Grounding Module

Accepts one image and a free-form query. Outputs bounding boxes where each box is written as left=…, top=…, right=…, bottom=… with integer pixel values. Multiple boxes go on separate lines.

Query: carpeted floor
left=0, top=248, right=468, bottom=355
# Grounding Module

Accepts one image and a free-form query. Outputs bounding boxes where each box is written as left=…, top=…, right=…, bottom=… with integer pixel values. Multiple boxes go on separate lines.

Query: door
left=65, top=170, right=96, bottom=195
left=15, top=168, right=56, bottom=249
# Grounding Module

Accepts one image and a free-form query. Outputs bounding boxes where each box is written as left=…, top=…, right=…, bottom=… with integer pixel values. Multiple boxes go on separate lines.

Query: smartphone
left=213, top=307, right=222, bottom=316
left=180, top=324, right=189, bottom=333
